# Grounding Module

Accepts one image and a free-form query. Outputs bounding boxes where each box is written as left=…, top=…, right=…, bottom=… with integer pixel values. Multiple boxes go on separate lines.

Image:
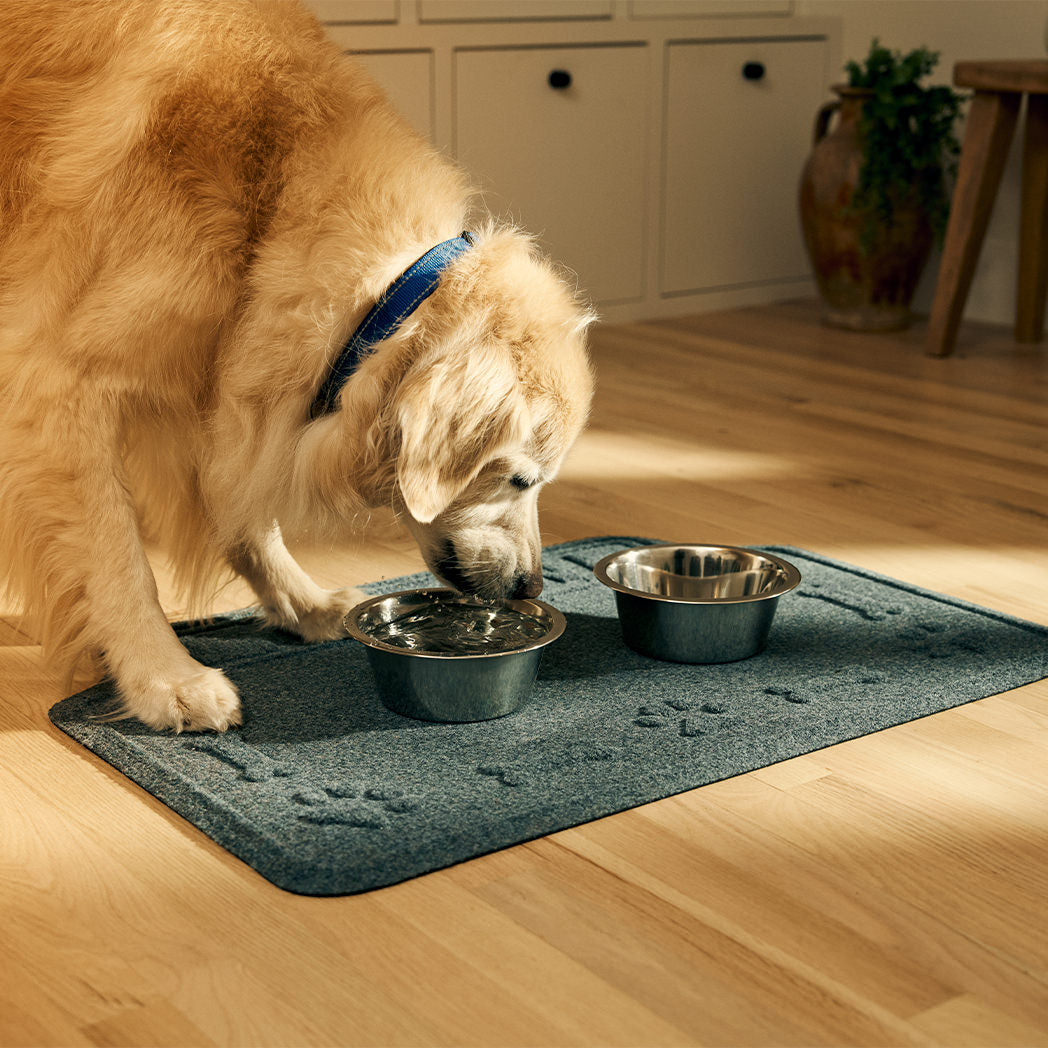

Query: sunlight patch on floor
left=560, top=429, right=804, bottom=482
left=823, top=543, right=1048, bottom=624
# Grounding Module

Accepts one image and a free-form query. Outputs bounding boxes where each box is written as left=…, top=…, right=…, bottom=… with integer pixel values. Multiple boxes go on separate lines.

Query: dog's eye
left=509, top=474, right=535, bottom=491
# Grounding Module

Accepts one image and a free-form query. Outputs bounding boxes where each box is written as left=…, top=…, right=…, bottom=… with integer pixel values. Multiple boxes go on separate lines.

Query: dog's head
left=389, top=230, right=594, bottom=600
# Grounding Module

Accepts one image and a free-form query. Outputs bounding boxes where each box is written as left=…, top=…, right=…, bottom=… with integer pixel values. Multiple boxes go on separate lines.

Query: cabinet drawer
left=454, top=45, right=648, bottom=304
left=420, top=0, right=612, bottom=21
left=304, top=0, right=398, bottom=24
left=630, top=0, right=791, bottom=17
left=661, top=38, right=827, bottom=295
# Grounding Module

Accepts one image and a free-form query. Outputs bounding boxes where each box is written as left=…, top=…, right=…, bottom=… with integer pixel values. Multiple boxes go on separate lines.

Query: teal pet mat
left=49, top=537, right=1048, bottom=896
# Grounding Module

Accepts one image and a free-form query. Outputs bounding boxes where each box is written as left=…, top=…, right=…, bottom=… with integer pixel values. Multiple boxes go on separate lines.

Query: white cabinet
left=454, top=45, right=648, bottom=304
left=352, top=50, right=434, bottom=139
left=317, top=5, right=839, bottom=321
left=661, top=38, right=828, bottom=295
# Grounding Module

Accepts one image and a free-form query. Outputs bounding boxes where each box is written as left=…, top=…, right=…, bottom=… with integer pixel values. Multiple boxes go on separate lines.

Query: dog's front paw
left=282, top=586, right=370, bottom=642
left=120, top=666, right=242, bottom=733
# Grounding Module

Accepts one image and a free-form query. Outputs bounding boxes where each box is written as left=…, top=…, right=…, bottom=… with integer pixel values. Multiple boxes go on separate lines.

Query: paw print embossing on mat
left=764, top=685, right=813, bottom=705
left=633, top=700, right=731, bottom=738
left=477, top=764, right=528, bottom=787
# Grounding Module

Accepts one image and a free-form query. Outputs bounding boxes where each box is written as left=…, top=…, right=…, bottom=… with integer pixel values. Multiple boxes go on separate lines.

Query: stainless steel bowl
left=593, top=544, right=801, bottom=663
left=344, top=588, right=565, bottom=722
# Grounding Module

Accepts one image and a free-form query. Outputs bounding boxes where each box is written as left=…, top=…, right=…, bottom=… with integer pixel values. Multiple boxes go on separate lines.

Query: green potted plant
left=799, top=40, right=966, bottom=331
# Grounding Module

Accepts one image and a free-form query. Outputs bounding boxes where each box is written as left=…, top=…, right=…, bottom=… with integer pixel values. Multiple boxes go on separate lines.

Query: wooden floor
left=3, top=299, right=1047, bottom=1047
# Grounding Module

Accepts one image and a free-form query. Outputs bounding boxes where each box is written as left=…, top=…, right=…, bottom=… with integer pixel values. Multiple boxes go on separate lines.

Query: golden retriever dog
left=0, top=0, right=594, bottom=732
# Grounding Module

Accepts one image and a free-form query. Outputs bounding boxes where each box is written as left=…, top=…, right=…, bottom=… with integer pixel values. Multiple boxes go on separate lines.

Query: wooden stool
left=926, top=60, right=1048, bottom=357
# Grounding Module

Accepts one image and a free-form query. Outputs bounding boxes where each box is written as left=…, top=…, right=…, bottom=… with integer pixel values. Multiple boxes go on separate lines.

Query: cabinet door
left=351, top=51, right=434, bottom=141
left=454, top=45, right=648, bottom=305
left=661, top=38, right=827, bottom=295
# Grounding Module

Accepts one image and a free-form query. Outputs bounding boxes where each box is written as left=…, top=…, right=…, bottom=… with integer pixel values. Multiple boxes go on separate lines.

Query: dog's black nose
left=510, top=572, right=543, bottom=599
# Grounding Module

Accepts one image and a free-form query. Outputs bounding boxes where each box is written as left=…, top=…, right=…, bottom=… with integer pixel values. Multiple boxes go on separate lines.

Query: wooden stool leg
left=926, top=90, right=1021, bottom=357
left=1017, top=93, right=1048, bottom=342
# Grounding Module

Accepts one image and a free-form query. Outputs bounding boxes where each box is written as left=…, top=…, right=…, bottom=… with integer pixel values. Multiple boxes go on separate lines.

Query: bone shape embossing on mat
left=292, top=786, right=420, bottom=828
left=797, top=579, right=905, bottom=621
left=189, top=734, right=293, bottom=782
left=477, top=741, right=620, bottom=789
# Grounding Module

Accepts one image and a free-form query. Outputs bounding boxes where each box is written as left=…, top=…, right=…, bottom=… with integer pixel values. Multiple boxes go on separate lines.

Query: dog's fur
left=0, top=0, right=594, bottom=732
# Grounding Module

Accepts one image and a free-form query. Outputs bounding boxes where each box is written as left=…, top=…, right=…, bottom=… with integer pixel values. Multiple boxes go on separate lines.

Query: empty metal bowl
left=593, top=544, right=801, bottom=663
left=344, top=588, right=565, bottom=722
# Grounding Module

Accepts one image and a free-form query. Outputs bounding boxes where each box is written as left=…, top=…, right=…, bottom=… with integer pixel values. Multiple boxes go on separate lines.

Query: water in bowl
left=363, top=595, right=548, bottom=654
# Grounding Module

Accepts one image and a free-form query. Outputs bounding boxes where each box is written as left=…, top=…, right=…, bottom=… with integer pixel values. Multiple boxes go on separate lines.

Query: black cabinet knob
left=548, top=69, right=572, bottom=90
left=742, top=61, right=766, bottom=81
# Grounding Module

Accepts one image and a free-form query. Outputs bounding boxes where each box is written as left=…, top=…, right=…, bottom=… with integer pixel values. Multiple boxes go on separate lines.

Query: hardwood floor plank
left=911, top=992, right=1048, bottom=1047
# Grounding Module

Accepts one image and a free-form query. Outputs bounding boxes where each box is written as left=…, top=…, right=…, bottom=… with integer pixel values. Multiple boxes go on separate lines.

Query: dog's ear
left=395, top=349, right=528, bottom=523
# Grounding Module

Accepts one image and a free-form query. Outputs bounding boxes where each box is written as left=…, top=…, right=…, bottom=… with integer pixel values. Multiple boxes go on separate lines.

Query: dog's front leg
left=8, top=414, right=241, bottom=733
left=227, top=524, right=367, bottom=641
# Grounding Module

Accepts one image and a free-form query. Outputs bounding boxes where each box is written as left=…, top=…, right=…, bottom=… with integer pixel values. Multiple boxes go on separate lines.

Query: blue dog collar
left=309, top=232, right=476, bottom=419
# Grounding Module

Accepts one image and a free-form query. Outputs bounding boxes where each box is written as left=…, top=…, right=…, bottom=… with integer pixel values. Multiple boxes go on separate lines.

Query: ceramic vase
left=798, top=85, right=933, bottom=332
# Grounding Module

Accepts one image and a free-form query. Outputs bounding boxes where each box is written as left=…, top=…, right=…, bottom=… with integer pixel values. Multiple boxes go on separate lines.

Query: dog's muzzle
left=436, top=545, right=543, bottom=600
left=510, top=572, right=543, bottom=599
